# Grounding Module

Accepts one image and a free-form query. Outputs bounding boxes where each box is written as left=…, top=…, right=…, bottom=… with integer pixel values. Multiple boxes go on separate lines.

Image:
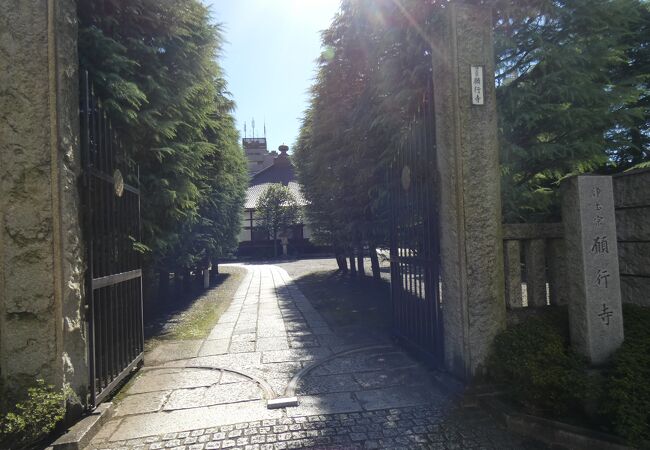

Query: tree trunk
left=370, top=246, right=381, bottom=281
left=203, top=269, right=210, bottom=289
left=356, top=247, right=365, bottom=277
left=159, top=270, right=170, bottom=294
left=182, top=269, right=192, bottom=291
left=335, top=251, right=348, bottom=272
left=349, top=253, right=357, bottom=276
left=273, top=230, right=278, bottom=257
left=211, top=261, right=219, bottom=280
left=157, top=270, right=170, bottom=302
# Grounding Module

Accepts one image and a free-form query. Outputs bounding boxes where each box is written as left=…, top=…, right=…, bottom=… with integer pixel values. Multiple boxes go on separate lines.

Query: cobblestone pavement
left=87, top=263, right=542, bottom=450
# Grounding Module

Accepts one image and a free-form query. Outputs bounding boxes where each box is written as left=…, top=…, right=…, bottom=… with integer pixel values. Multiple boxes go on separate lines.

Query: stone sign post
left=562, top=175, right=624, bottom=364
left=432, top=2, right=505, bottom=379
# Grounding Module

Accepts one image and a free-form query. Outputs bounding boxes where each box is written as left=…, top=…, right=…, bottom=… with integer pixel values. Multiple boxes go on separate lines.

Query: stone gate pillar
left=432, top=2, right=506, bottom=379
left=0, top=0, right=87, bottom=407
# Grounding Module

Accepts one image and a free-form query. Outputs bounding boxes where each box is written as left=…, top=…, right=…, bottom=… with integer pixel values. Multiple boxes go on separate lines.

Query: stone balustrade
left=503, top=223, right=566, bottom=308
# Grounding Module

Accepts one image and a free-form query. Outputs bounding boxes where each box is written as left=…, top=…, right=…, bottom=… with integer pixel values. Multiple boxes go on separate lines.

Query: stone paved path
left=87, top=264, right=543, bottom=450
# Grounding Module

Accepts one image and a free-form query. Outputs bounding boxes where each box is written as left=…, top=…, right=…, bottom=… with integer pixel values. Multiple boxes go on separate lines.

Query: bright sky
left=206, top=0, right=341, bottom=153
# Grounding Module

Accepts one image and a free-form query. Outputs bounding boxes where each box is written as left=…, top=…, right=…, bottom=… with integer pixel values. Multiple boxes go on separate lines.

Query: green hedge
left=487, top=309, right=588, bottom=416
left=0, top=379, right=66, bottom=449
left=605, top=304, right=650, bottom=446
left=488, top=305, right=650, bottom=446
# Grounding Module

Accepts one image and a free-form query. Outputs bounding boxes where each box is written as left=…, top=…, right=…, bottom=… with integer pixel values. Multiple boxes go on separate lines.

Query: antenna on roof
left=252, top=118, right=256, bottom=139
left=264, top=119, right=267, bottom=138
left=244, top=121, right=247, bottom=138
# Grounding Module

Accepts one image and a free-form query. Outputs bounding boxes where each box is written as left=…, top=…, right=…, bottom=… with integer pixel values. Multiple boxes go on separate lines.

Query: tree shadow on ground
left=291, top=270, right=392, bottom=332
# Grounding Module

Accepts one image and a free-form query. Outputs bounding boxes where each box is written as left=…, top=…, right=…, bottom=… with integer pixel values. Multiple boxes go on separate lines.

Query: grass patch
left=147, top=265, right=246, bottom=345
left=108, top=266, right=247, bottom=405
left=292, top=270, right=391, bottom=330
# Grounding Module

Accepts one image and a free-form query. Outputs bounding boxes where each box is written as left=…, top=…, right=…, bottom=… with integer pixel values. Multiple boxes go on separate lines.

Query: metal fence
left=80, top=71, right=144, bottom=407
left=389, top=80, right=443, bottom=366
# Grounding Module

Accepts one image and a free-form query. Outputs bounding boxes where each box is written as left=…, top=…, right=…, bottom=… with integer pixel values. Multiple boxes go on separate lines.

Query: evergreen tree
left=294, top=0, right=435, bottom=272
left=495, top=0, right=650, bottom=221
left=78, top=0, right=248, bottom=275
left=255, top=184, right=301, bottom=257
left=296, top=0, right=650, bottom=239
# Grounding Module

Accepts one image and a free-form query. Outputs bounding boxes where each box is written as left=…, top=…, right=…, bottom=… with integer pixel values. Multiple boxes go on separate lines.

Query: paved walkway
left=88, top=264, right=542, bottom=450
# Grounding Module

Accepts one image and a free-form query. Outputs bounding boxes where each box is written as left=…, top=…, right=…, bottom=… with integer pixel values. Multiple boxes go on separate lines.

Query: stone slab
left=108, top=401, right=283, bottom=441
left=163, top=382, right=262, bottom=410
left=257, top=329, right=288, bottom=338
left=621, top=276, right=650, bottom=307
left=261, top=348, right=331, bottom=363
left=231, top=332, right=256, bottom=342
left=296, top=373, right=361, bottom=395
left=255, top=337, right=289, bottom=351
left=219, top=371, right=250, bottom=384
left=207, top=325, right=235, bottom=341
left=198, top=339, right=229, bottom=357
left=311, top=351, right=416, bottom=376
left=51, top=403, right=114, bottom=450
left=615, top=207, right=650, bottom=241
left=114, top=391, right=169, bottom=416
left=353, top=368, right=431, bottom=390
left=127, top=368, right=221, bottom=394
left=355, top=385, right=443, bottom=411
left=145, top=340, right=202, bottom=364
left=228, top=341, right=256, bottom=353
left=191, top=352, right=262, bottom=370
left=285, top=392, right=363, bottom=417
left=613, top=168, right=650, bottom=208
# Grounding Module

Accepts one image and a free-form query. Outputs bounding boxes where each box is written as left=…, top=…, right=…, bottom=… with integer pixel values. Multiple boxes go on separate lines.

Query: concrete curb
left=479, top=396, right=631, bottom=450
left=50, top=403, right=114, bottom=450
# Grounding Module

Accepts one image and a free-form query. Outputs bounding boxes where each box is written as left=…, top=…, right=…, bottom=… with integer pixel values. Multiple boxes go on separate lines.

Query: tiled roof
left=250, top=156, right=295, bottom=186
left=244, top=182, right=307, bottom=209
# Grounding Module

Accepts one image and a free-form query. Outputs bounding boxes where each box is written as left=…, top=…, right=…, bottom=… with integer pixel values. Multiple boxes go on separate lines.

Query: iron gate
left=389, top=80, right=443, bottom=365
left=81, top=72, right=144, bottom=407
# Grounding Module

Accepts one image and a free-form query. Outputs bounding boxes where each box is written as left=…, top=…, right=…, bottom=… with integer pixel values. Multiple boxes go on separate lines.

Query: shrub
left=605, top=304, right=650, bottom=446
left=488, top=311, right=589, bottom=416
left=0, top=379, right=67, bottom=449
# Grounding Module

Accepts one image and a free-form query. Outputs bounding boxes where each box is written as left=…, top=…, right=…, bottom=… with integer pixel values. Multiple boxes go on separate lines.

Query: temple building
left=238, top=144, right=312, bottom=255
left=242, top=137, right=277, bottom=176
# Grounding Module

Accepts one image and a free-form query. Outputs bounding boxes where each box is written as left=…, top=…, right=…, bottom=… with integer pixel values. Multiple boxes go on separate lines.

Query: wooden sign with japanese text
left=470, top=65, right=484, bottom=105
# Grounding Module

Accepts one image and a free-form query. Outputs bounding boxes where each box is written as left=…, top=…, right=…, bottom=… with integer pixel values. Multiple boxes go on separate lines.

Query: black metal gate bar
left=389, top=78, right=443, bottom=365
left=81, top=71, right=144, bottom=407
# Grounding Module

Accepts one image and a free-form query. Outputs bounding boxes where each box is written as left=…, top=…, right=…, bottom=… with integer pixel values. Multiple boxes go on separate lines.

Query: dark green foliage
left=297, top=0, right=650, bottom=232
left=605, top=304, right=650, bottom=446
left=255, top=184, right=301, bottom=257
left=488, top=311, right=589, bottom=416
left=78, top=0, right=248, bottom=273
left=495, top=0, right=650, bottom=222
left=294, top=0, right=434, bottom=253
left=0, top=380, right=67, bottom=449
left=489, top=305, right=650, bottom=445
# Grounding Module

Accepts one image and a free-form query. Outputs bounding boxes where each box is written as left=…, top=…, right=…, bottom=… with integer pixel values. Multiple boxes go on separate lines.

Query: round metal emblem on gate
left=401, top=166, right=411, bottom=191
left=113, top=169, right=124, bottom=197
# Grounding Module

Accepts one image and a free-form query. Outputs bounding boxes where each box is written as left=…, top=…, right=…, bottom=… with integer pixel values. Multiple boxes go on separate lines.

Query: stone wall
left=613, top=169, right=650, bottom=307
left=0, top=0, right=87, bottom=407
